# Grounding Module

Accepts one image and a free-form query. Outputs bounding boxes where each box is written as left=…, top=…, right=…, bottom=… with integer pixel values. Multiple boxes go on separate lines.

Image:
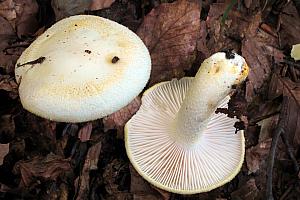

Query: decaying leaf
left=0, top=75, right=18, bottom=99
left=14, top=0, right=39, bottom=37
left=78, top=122, right=92, bottom=142
left=103, top=159, right=131, bottom=197
left=137, top=0, right=201, bottom=85
left=279, top=2, right=300, bottom=48
left=75, top=141, right=101, bottom=200
left=0, top=16, right=16, bottom=49
left=103, top=97, right=141, bottom=135
left=0, top=0, right=39, bottom=37
left=89, top=0, right=115, bottom=11
left=205, top=2, right=246, bottom=53
left=0, top=143, right=9, bottom=165
left=268, top=74, right=300, bottom=148
left=13, top=153, right=71, bottom=187
left=0, top=114, right=15, bottom=143
left=0, top=16, right=20, bottom=74
left=246, top=138, right=272, bottom=174
left=129, top=165, right=165, bottom=200
left=0, top=0, right=16, bottom=21
left=52, top=0, right=91, bottom=20
left=242, top=15, right=283, bottom=102
left=52, top=0, right=115, bottom=20
left=231, top=178, right=259, bottom=200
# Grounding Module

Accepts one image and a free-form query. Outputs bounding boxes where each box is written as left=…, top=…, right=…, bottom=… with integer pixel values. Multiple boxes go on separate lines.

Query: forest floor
left=0, top=0, right=300, bottom=199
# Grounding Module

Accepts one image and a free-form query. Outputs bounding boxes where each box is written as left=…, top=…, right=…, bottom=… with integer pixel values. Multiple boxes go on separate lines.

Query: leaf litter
left=0, top=0, right=300, bottom=199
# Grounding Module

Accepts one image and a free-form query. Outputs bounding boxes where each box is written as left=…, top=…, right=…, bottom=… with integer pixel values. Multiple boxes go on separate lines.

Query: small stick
left=266, top=97, right=288, bottom=200
left=281, top=132, right=300, bottom=173
left=266, top=126, right=283, bottom=200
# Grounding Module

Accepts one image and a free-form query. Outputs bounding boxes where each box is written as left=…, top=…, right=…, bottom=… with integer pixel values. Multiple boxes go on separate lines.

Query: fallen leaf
left=103, top=97, right=141, bottom=136
left=205, top=2, right=245, bottom=53
left=242, top=14, right=283, bottom=102
left=246, top=138, right=271, bottom=174
left=129, top=165, right=164, bottom=200
left=52, top=0, right=114, bottom=20
left=13, top=153, right=71, bottom=187
left=0, top=114, right=15, bottom=143
left=0, top=16, right=20, bottom=74
left=0, top=182, right=11, bottom=193
left=231, top=178, right=259, bottom=200
left=137, top=0, right=201, bottom=85
left=196, top=21, right=210, bottom=58
left=75, top=141, right=101, bottom=200
left=0, top=0, right=16, bottom=21
left=14, top=0, right=39, bottom=37
left=51, top=0, right=91, bottom=20
left=103, top=159, right=130, bottom=197
left=0, top=143, right=9, bottom=165
left=78, top=122, right=92, bottom=142
left=0, top=75, right=18, bottom=99
left=0, top=16, right=16, bottom=49
left=89, top=0, right=115, bottom=11
left=279, top=2, right=300, bottom=48
left=268, top=74, right=300, bottom=149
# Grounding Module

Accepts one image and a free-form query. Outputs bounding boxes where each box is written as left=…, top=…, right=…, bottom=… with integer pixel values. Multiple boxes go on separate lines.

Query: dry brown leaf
left=0, top=75, right=18, bottom=99
left=231, top=178, right=259, bottom=200
left=0, top=16, right=19, bottom=74
left=103, top=97, right=141, bottom=134
left=246, top=138, right=272, bottom=174
left=268, top=74, right=300, bottom=148
left=0, top=0, right=39, bottom=37
left=279, top=2, right=300, bottom=48
left=196, top=21, right=210, bottom=58
left=89, top=0, right=115, bottom=11
left=52, top=0, right=91, bottom=20
left=14, top=0, right=39, bottom=37
left=52, top=0, right=114, bottom=20
left=75, top=141, right=101, bottom=200
left=205, top=2, right=244, bottom=53
left=0, top=115, right=15, bottom=143
left=103, top=159, right=129, bottom=196
left=13, top=153, right=71, bottom=187
left=137, top=0, right=201, bottom=85
left=129, top=165, right=164, bottom=200
left=0, top=143, right=9, bottom=165
left=78, top=122, right=92, bottom=142
left=242, top=14, right=283, bottom=102
left=0, top=0, right=16, bottom=21
left=0, top=16, right=15, bottom=49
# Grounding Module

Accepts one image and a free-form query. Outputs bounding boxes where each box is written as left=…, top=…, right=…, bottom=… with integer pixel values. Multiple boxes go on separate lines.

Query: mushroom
left=125, top=52, right=249, bottom=194
left=15, top=15, right=151, bottom=122
left=291, top=44, right=300, bottom=61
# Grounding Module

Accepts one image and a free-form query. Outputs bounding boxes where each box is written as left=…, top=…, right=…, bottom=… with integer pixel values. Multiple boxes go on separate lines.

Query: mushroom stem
left=173, top=53, right=248, bottom=145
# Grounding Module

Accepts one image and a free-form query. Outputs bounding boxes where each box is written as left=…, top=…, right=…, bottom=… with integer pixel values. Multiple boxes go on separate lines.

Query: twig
left=281, top=59, right=300, bottom=68
left=266, top=126, right=283, bottom=200
left=279, top=184, right=293, bottom=200
left=266, top=97, right=288, bottom=200
left=249, top=111, right=280, bottom=125
left=281, top=131, right=300, bottom=173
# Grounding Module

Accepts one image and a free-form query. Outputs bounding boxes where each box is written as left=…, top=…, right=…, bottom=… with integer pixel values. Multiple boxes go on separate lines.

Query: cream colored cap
left=15, top=15, right=151, bottom=122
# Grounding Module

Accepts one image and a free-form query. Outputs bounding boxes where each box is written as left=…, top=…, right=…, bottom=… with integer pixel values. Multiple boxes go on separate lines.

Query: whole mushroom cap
left=125, top=52, right=248, bottom=194
left=15, top=15, right=151, bottom=122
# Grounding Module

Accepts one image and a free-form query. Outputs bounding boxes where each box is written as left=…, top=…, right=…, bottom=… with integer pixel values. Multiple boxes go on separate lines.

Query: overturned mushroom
left=125, top=52, right=249, bottom=194
left=15, top=15, right=151, bottom=122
